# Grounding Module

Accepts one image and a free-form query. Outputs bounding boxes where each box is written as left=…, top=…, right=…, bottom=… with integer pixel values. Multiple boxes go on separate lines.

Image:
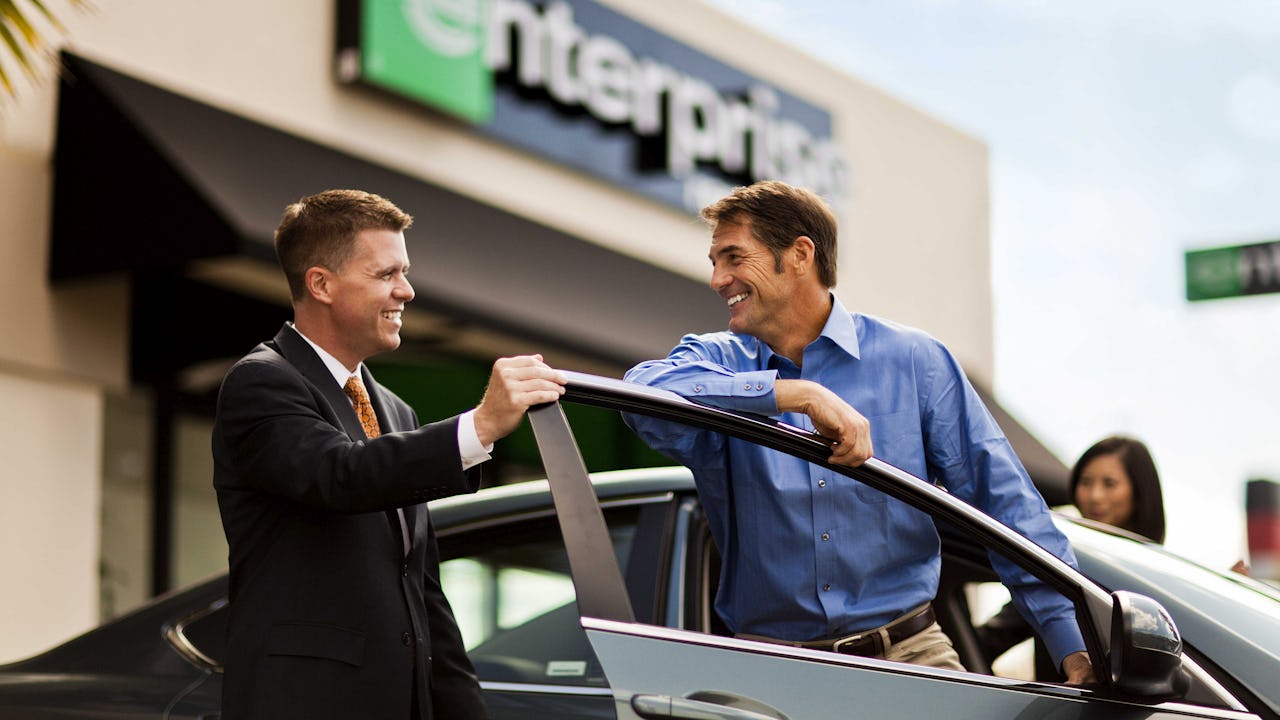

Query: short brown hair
left=274, top=189, right=414, bottom=300
left=700, top=180, right=839, bottom=287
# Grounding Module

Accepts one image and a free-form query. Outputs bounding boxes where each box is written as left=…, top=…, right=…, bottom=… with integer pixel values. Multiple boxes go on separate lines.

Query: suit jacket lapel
left=271, top=324, right=367, bottom=442
left=359, top=364, right=418, bottom=551
left=272, top=324, right=416, bottom=555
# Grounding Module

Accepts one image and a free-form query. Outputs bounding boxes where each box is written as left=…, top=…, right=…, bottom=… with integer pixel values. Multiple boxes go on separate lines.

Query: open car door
left=527, top=374, right=1254, bottom=720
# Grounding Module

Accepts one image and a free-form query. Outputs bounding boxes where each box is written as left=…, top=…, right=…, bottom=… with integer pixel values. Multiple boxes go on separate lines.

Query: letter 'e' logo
left=360, top=0, right=495, bottom=122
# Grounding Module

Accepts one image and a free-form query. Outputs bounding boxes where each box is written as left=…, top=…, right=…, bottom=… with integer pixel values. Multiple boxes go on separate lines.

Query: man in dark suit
left=212, top=189, right=566, bottom=719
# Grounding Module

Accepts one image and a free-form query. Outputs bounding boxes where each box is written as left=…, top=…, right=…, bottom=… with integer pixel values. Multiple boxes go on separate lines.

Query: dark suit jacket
left=212, top=324, right=488, bottom=720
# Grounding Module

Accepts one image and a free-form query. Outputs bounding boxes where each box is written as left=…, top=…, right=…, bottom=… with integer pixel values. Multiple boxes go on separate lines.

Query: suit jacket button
left=401, top=631, right=413, bottom=647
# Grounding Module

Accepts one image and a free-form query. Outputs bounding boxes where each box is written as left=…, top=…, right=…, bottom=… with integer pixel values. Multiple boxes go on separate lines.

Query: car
left=2, top=371, right=1278, bottom=719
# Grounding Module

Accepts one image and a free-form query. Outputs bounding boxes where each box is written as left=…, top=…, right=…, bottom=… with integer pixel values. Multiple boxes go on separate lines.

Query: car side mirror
left=1109, top=591, right=1190, bottom=700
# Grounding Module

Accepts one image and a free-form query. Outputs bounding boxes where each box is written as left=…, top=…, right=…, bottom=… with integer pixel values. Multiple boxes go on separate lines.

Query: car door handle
left=631, top=693, right=789, bottom=720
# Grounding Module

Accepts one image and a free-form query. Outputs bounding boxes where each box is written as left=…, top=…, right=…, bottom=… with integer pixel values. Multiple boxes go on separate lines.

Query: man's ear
left=304, top=266, right=334, bottom=305
left=791, top=236, right=816, bottom=274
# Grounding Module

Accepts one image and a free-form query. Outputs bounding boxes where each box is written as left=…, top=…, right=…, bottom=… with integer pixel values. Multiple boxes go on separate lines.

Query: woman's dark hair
left=1069, top=436, right=1166, bottom=544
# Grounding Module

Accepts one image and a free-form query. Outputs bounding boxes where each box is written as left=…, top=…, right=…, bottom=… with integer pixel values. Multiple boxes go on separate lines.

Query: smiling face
left=1073, top=452, right=1136, bottom=529
left=322, top=228, right=415, bottom=368
left=708, top=221, right=801, bottom=344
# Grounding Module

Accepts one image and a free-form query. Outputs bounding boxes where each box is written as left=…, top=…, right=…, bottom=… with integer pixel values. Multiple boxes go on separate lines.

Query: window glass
left=965, top=580, right=1035, bottom=680
left=440, top=508, right=641, bottom=686
left=621, top=406, right=1089, bottom=682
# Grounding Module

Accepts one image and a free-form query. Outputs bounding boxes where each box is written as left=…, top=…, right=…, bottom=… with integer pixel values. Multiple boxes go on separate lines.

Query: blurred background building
left=0, top=0, right=1072, bottom=662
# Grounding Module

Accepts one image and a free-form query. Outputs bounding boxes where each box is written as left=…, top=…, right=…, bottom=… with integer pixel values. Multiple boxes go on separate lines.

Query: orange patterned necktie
left=343, top=376, right=382, bottom=439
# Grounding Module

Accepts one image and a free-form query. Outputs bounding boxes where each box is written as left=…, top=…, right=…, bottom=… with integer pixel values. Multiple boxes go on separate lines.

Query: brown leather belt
left=741, top=603, right=936, bottom=658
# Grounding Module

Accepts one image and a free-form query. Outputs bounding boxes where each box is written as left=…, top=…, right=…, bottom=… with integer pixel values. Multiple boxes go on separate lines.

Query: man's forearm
left=775, top=379, right=873, bottom=466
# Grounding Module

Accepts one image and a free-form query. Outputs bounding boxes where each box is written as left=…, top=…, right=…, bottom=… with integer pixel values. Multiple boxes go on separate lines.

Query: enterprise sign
left=336, top=0, right=849, bottom=214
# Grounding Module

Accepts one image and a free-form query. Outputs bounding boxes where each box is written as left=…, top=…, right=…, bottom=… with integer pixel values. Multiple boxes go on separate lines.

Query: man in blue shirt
left=624, top=180, right=1094, bottom=683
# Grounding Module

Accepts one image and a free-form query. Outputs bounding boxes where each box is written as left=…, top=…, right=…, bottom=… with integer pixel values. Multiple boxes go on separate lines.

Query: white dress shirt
left=290, top=324, right=493, bottom=470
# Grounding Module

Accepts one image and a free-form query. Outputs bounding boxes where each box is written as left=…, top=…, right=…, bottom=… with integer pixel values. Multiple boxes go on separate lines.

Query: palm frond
left=0, top=17, right=25, bottom=95
left=0, top=0, right=91, bottom=98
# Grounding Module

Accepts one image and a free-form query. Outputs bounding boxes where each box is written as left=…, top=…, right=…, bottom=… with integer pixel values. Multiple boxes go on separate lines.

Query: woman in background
left=976, top=435, right=1165, bottom=679
left=1070, top=435, right=1166, bottom=543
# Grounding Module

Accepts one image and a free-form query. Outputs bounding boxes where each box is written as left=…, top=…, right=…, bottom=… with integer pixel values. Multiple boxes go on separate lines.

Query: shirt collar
left=288, top=322, right=363, bottom=388
left=820, top=294, right=861, bottom=360
left=757, top=293, right=860, bottom=368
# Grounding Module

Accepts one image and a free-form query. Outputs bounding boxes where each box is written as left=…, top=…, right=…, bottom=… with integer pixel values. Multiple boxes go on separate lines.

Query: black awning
left=50, top=52, right=726, bottom=368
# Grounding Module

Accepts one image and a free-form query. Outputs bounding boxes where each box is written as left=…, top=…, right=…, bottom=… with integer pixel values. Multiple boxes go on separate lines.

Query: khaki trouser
left=883, top=621, right=966, bottom=671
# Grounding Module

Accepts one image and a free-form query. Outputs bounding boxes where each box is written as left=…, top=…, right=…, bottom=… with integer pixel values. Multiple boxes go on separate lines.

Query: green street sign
left=1185, top=239, right=1280, bottom=301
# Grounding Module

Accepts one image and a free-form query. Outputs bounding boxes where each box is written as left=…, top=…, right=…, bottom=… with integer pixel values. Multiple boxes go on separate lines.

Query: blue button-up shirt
left=624, top=296, right=1085, bottom=666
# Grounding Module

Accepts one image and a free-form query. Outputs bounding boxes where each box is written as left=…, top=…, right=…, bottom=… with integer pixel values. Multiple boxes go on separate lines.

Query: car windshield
left=1061, top=518, right=1280, bottom=657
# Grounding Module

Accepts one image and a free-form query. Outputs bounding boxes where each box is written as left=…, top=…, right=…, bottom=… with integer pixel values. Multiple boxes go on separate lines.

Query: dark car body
left=2, top=372, right=1278, bottom=719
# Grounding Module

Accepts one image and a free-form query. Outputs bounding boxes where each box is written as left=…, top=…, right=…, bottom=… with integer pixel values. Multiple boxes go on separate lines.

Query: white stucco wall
left=0, top=372, right=101, bottom=663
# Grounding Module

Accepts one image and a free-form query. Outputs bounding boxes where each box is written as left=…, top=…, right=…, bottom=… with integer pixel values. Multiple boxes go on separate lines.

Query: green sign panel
left=359, top=0, right=494, bottom=122
left=1186, top=239, right=1280, bottom=301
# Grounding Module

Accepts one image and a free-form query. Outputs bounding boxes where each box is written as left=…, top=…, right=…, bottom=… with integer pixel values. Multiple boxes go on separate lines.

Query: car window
left=616, top=406, right=1075, bottom=670
left=439, top=507, right=641, bottom=687
left=609, top=402, right=1240, bottom=711
left=674, top=459, right=1092, bottom=684
left=170, top=505, right=643, bottom=683
left=963, top=581, right=1035, bottom=679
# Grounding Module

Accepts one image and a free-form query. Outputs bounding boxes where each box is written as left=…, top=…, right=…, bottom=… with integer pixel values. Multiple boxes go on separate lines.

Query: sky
left=705, top=0, right=1280, bottom=569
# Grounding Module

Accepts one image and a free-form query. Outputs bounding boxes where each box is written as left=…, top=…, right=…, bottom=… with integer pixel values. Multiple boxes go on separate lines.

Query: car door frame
left=528, top=372, right=1250, bottom=718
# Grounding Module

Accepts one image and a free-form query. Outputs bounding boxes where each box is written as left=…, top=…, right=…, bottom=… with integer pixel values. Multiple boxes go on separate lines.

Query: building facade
left=0, top=0, right=1021, bottom=662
